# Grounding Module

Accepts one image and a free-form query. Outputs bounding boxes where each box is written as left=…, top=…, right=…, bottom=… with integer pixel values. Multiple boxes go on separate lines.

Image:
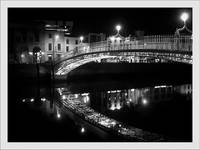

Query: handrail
left=54, top=35, right=192, bottom=64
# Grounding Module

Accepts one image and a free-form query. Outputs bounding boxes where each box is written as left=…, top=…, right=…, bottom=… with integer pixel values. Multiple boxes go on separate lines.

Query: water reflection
left=81, top=127, right=85, bottom=133
left=54, top=83, right=191, bottom=141
left=103, top=84, right=192, bottom=110
left=21, top=96, right=62, bottom=120
left=15, top=82, right=191, bottom=141
left=56, top=84, right=191, bottom=112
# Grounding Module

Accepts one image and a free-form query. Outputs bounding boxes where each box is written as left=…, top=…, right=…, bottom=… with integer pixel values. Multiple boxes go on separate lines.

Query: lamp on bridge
left=52, top=34, right=59, bottom=63
left=79, top=36, right=84, bottom=52
left=80, top=36, right=84, bottom=43
left=175, top=12, right=192, bottom=37
left=181, top=12, right=189, bottom=25
left=53, top=34, right=59, bottom=63
left=115, top=25, right=121, bottom=35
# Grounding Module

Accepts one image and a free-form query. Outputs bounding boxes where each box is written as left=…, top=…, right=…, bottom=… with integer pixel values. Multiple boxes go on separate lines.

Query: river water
left=8, top=75, right=192, bottom=142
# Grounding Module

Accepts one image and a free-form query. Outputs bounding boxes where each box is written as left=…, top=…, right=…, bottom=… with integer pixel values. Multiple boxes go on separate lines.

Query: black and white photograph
left=1, top=0, right=200, bottom=150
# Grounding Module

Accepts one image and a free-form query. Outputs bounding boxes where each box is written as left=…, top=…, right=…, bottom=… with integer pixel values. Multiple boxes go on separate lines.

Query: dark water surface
left=8, top=75, right=192, bottom=142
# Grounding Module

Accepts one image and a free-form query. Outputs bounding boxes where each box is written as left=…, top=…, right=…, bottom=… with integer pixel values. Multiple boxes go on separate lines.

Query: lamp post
left=180, top=12, right=189, bottom=26
left=116, top=25, right=121, bottom=35
left=174, top=12, right=192, bottom=51
left=79, top=36, right=84, bottom=52
left=175, top=12, right=192, bottom=36
left=53, top=34, right=59, bottom=63
left=80, top=36, right=84, bottom=43
left=52, top=34, right=59, bottom=80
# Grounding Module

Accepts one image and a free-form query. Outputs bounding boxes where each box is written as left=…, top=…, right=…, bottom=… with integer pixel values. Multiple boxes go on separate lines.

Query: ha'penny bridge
left=53, top=35, right=192, bottom=79
left=52, top=35, right=192, bottom=141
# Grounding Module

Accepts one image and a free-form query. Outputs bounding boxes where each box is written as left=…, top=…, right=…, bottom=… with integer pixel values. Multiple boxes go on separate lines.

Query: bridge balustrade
left=54, top=35, right=192, bottom=64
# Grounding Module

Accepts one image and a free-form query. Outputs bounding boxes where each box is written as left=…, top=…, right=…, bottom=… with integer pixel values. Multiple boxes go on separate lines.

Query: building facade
left=8, top=20, right=108, bottom=64
left=43, top=31, right=82, bottom=62
left=8, top=20, right=85, bottom=64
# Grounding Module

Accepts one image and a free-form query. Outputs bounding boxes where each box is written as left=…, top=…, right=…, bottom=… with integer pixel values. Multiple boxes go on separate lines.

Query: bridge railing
left=54, top=35, right=192, bottom=63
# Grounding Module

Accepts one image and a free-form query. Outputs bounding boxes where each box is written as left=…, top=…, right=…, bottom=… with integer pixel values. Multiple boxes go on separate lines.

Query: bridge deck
left=54, top=35, right=192, bottom=75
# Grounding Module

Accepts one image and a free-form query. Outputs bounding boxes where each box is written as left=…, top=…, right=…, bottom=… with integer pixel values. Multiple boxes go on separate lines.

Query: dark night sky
left=8, top=8, right=192, bottom=36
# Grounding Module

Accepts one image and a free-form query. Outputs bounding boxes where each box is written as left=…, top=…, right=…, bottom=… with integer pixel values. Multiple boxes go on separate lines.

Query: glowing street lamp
left=180, top=12, right=189, bottom=24
left=175, top=12, right=192, bottom=37
left=80, top=36, right=84, bottom=43
left=55, top=34, right=59, bottom=40
left=57, top=113, right=61, bottom=119
left=142, top=99, right=148, bottom=105
left=116, top=25, right=121, bottom=34
left=79, top=36, right=84, bottom=52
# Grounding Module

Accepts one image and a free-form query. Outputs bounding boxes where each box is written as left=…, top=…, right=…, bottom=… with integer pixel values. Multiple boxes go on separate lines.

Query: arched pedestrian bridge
left=54, top=35, right=192, bottom=78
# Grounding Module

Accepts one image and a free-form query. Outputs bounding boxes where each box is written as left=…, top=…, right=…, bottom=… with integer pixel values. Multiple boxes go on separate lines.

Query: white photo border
left=1, top=0, right=200, bottom=149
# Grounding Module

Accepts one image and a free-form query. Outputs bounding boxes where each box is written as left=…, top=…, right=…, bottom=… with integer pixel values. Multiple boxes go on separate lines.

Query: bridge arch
left=54, top=35, right=192, bottom=78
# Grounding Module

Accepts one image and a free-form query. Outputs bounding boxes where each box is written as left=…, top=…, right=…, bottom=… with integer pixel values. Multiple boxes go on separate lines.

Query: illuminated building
left=8, top=20, right=90, bottom=63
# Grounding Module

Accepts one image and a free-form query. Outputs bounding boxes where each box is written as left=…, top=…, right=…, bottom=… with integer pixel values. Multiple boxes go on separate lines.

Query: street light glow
left=142, top=99, right=148, bottom=105
left=80, top=36, right=84, bottom=43
left=116, top=25, right=121, bottom=32
left=57, top=113, right=61, bottom=118
left=181, top=12, right=189, bottom=22
left=55, top=35, right=59, bottom=40
left=81, top=127, right=85, bottom=133
left=41, top=98, right=46, bottom=102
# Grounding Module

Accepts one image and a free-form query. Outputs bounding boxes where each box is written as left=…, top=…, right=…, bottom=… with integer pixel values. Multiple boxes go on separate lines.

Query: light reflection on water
left=19, top=83, right=192, bottom=141
left=56, top=84, right=192, bottom=111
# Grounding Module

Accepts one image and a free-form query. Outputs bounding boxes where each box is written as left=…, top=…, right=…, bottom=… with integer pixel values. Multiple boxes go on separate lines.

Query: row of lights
left=53, top=12, right=189, bottom=45
left=21, top=51, right=45, bottom=58
left=21, top=12, right=189, bottom=63
left=22, top=97, right=47, bottom=103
